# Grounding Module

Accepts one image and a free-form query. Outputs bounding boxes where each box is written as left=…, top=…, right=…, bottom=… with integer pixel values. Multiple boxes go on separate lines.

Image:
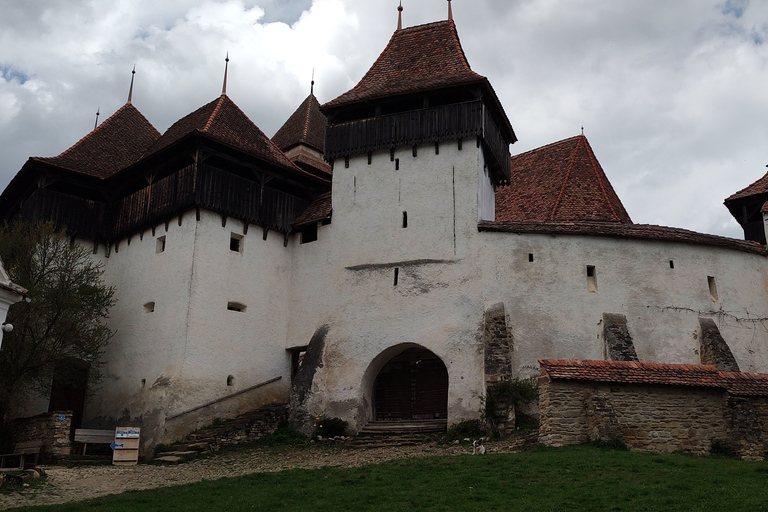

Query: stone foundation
left=7, top=411, right=73, bottom=460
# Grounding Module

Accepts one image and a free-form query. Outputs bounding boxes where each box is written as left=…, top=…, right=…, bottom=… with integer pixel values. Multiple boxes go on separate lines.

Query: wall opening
left=227, top=301, right=247, bottom=312
left=669, top=260, right=675, bottom=269
left=48, top=358, right=90, bottom=437
left=402, top=212, right=408, bottom=228
left=143, top=301, right=155, bottom=313
left=156, top=236, right=166, bottom=253
left=300, top=223, right=318, bottom=244
left=708, top=276, right=718, bottom=302
left=227, top=375, right=234, bottom=387
left=141, top=379, right=146, bottom=388
left=230, top=234, right=243, bottom=252
left=372, top=347, right=448, bottom=421
left=528, top=253, right=534, bottom=262
left=394, top=268, right=399, bottom=286
left=587, top=265, right=597, bottom=292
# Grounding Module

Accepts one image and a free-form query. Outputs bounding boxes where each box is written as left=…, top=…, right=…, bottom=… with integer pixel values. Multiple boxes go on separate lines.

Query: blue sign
left=57, top=414, right=65, bottom=421
left=110, top=442, right=125, bottom=450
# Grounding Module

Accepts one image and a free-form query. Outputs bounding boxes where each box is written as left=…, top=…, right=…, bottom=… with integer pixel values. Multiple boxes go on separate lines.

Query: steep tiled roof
left=540, top=359, right=768, bottom=396
left=292, top=154, right=332, bottom=177
left=496, top=135, right=631, bottom=223
left=478, top=220, right=768, bottom=255
left=294, top=192, right=332, bottom=226
left=725, top=171, right=768, bottom=202
left=323, top=20, right=484, bottom=109
left=33, top=104, right=160, bottom=178
left=272, top=94, right=327, bottom=154
left=145, top=95, right=304, bottom=175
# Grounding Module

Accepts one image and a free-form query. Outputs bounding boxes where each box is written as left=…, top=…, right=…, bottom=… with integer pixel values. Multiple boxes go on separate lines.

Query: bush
left=480, top=376, right=539, bottom=436
left=313, top=415, right=348, bottom=438
left=441, top=419, right=485, bottom=444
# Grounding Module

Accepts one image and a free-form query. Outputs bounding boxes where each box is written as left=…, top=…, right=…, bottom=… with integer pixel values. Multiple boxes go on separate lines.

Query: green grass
left=9, top=444, right=768, bottom=511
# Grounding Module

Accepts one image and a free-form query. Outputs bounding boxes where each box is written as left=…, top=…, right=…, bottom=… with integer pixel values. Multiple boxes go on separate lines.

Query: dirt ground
left=0, top=437, right=534, bottom=510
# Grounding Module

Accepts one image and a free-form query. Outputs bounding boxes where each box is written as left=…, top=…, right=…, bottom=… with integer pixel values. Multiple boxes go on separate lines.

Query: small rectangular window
left=669, top=260, right=674, bottom=269
left=528, top=253, right=534, bottom=262
left=708, top=276, right=718, bottom=302
left=586, top=266, right=597, bottom=292
left=156, top=236, right=166, bottom=253
left=394, top=268, right=399, bottom=286
left=227, top=302, right=247, bottom=312
left=402, top=212, right=408, bottom=228
left=230, top=234, right=243, bottom=252
left=143, top=302, right=155, bottom=313
left=300, top=224, right=318, bottom=244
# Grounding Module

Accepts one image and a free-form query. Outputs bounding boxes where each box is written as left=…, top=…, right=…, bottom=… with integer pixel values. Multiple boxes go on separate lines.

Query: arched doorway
left=373, top=348, right=448, bottom=421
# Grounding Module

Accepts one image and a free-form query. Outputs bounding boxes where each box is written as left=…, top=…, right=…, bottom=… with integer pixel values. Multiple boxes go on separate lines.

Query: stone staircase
left=358, top=419, right=447, bottom=435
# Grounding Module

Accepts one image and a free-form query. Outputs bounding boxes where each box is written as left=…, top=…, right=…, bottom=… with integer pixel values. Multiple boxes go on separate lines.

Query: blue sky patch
left=722, top=0, right=748, bottom=18
left=0, top=65, right=29, bottom=85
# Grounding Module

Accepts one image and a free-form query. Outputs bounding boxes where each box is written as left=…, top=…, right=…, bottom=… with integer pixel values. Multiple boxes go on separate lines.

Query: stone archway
left=373, top=347, right=448, bottom=421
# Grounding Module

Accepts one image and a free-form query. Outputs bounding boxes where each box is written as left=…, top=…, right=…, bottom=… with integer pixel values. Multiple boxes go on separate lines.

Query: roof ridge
left=448, top=20, right=479, bottom=77
left=203, top=95, right=228, bottom=133
left=583, top=136, right=621, bottom=222
left=550, top=136, right=583, bottom=220
left=510, top=135, right=581, bottom=160
left=301, top=94, right=314, bottom=143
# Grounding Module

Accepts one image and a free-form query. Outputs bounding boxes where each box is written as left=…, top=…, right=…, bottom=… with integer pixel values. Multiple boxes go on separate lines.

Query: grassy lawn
left=10, top=444, right=768, bottom=512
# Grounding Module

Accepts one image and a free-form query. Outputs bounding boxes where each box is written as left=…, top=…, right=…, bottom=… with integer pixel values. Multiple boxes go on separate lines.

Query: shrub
left=441, top=419, right=485, bottom=444
left=480, top=376, right=539, bottom=436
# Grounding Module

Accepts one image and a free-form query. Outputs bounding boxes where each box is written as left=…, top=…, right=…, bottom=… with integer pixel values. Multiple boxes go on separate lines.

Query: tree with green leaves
left=0, top=222, right=115, bottom=427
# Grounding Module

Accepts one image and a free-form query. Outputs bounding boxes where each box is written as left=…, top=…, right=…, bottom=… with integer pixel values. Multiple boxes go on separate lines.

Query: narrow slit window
left=586, top=266, right=597, bottom=292
left=402, top=212, right=408, bottom=228
left=669, top=260, right=675, bottom=269
left=143, top=302, right=155, bottom=313
left=395, top=158, right=400, bottom=171
left=156, top=236, right=166, bottom=253
left=227, top=375, right=234, bottom=387
left=394, top=268, right=399, bottom=286
left=141, top=379, right=146, bottom=388
left=528, top=253, right=534, bottom=262
left=227, top=302, right=247, bottom=312
left=230, top=234, right=243, bottom=252
left=708, top=276, right=718, bottom=302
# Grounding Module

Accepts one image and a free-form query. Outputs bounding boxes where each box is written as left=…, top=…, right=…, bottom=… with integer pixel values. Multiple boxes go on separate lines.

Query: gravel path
left=0, top=438, right=533, bottom=510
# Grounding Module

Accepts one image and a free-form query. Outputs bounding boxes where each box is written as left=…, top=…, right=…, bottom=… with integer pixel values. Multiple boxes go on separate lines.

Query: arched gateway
left=373, top=348, right=448, bottom=421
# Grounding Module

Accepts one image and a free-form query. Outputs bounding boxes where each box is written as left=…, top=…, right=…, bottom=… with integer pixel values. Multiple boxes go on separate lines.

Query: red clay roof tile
left=496, top=135, right=631, bottom=223
left=145, top=95, right=309, bottom=177
left=478, top=220, right=767, bottom=255
left=33, top=103, right=160, bottom=179
left=294, top=192, right=332, bottom=226
left=272, top=93, right=327, bottom=154
left=323, top=20, right=484, bottom=109
left=725, top=170, right=768, bottom=202
left=540, top=359, right=768, bottom=396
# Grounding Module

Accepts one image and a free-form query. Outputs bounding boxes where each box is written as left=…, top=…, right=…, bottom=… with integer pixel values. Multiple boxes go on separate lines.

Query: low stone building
left=538, top=359, right=768, bottom=460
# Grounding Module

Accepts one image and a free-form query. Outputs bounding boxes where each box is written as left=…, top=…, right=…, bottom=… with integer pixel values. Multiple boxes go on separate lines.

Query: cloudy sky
left=1, top=0, right=767, bottom=238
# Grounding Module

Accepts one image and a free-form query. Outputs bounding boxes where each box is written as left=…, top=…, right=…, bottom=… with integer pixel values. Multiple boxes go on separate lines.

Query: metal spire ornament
left=448, top=0, right=453, bottom=21
left=222, top=53, right=229, bottom=95
left=127, top=65, right=135, bottom=104
left=397, top=1, right=403, bottom=30
left=94, top=107, right=100, bottom=130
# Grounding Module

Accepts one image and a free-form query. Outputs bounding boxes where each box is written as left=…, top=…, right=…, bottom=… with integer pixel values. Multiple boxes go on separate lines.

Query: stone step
left=155, top=450, right=198, bottom=462
left=359, top=420, right=447, bottom=435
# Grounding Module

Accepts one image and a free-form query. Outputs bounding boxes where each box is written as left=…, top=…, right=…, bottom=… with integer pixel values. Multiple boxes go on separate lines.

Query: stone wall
left=539, top=378, right=733, bottom=455
left=7, top=411, right=72, bottom=460
left=181, top=404, right=287, bottom=451
left=483, top=303, right=515, bottom=433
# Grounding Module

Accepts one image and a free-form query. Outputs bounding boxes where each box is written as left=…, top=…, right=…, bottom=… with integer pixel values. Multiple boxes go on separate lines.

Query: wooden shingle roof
left=496, top=135, right=631, bottom=223
left=33, top=104, right=160, bottom=179
left=323, top=20, right=484, bottom=110
left=145, top=95, right=304, bottom=175
left=272, top=93, right=327, bottom=154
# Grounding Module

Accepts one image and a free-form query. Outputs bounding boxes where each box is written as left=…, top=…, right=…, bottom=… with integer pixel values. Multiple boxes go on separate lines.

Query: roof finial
left=222, top=52, right=229, bottom=96
left=94, top=107, right=100, bottom=130
left=397, top=1, right=403, bottom=30
left=311, top=68, right=315, bottom=95
left=447, top=0, right=453, bottom=21
left=127, top=65, right=135, bottom=104
left=581, top=125, right=584, bottom=136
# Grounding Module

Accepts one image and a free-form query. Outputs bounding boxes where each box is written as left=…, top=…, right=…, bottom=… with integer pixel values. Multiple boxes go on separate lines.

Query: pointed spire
left=447, top=0, right=453, bottom=21
left=127, top=65, right=135, bottom=104
left=311, top=68, right=315, bottom=95
left=94, top=107, right=100, bottom=130
left=397, top=1, right=403, bottom=30
left=222, top=53, right=229, bottom=96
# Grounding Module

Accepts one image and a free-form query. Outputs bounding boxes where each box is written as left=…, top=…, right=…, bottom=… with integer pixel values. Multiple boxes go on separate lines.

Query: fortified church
left=4, top=4, right=768, bottom=453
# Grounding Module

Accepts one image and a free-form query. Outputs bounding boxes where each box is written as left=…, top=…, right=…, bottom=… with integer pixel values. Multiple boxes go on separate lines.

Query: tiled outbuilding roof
left=496, top=135, right=631, bottom=223
left=272, top=94, right=327, bottom=154
left=145, top=95, right=304, bottom=175
left=540, top=359, right=768, bottom=396
left=478, top=220, right=768, bottom=255
left=725, top=170, right=768, bottom=202
left=294, top=192, right=332, bottom=226
left=323, top=20, right=484, bottom=109
left=33, top=104, right=160, bottom=179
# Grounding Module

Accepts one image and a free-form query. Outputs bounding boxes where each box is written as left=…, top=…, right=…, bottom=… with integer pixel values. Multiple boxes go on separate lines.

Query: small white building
left=2, top=10, right=768, bottom=452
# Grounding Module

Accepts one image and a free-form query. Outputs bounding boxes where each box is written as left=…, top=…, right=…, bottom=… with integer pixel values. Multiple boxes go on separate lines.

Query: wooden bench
left=74, top=429, right=114, bottom=455
left=0, top=440, right=41, bottom=469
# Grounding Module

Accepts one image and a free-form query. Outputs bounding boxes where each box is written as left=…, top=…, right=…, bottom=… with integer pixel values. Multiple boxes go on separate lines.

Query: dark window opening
left=143, top=302, right=155, bottom=313
left=528, top=253, right=534, bottom=262
left=402, top=212, right=408, bottom=228
left=156, top=236, right=166, bottom=253
left=301, top=223, right=318, bottom=244
left=669, top=260, right=675, bottom=269
left=227, top=375, right=234, bottom=387
left=227, top=302, right=247, bottom=312
left=141, top=379, right=146, bottom=388
left=395, top=158, right=400, bottom=171
left=587, top=265, right=595, bottom=277
left=394, top=268, right=399, bottom=286
left=586, top=265, right=597, bottom=292
left=230, top=234, right=243, bottom=252
left=708, top=276, right=718, bottom=302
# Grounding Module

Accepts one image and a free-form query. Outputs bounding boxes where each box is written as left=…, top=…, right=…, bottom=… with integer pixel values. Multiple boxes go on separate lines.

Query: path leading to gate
left=0, top=434, right=537, bottom=510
